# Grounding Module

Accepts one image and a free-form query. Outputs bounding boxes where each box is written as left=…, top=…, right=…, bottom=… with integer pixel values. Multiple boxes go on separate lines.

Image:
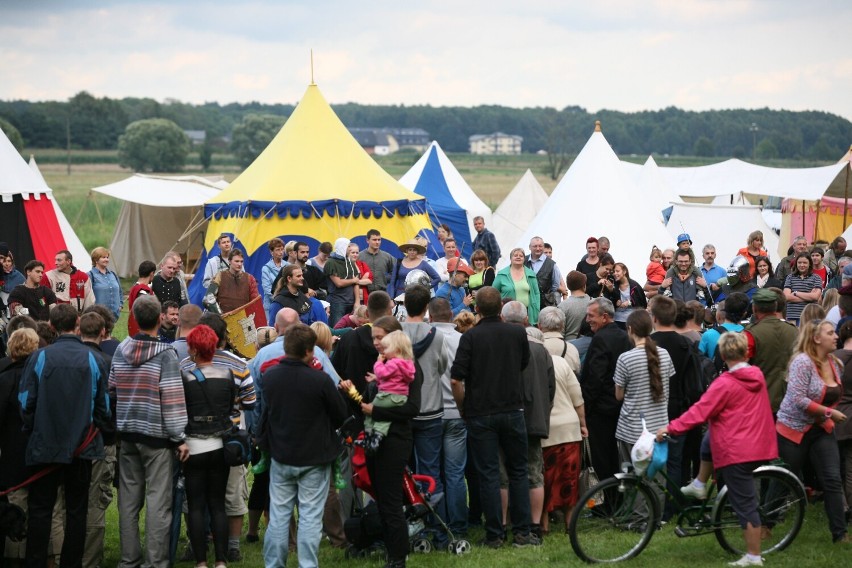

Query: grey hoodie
left=402, top=322, right=447, bottom=420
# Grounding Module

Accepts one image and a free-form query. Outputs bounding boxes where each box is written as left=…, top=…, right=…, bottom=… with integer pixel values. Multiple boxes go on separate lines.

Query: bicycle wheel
left=713, top=466, right=806, bottom=555
left=568, top=476, right=659, bottom=563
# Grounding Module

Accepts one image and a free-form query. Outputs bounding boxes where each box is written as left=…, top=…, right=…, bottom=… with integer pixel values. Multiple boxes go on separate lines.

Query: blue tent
left=399, top=142, right=492, bottom=260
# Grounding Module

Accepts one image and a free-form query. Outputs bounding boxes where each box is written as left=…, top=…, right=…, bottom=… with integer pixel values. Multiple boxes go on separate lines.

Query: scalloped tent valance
left=206, top=198, right=427, bottom=220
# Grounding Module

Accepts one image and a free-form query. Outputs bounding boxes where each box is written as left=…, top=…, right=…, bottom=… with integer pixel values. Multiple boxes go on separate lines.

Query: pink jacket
left=668, top=365, right=778, bottom=469
left=373, top=358, right=416, bottom=396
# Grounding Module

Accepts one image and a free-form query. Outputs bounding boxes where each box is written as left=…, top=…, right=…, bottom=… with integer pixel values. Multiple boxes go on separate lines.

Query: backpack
left=709, top=325, right=730, bottom=376
left=679, top=341, right=716, bottom=409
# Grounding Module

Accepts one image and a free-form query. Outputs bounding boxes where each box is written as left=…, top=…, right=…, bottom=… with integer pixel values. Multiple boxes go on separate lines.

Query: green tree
left=199, top=134, right=213, bottom=171
left=117, top=118, right=190, bottom=172
left=693, top=136, right=715, bottom=157
left=541, top=109, right=572, bottom=180
left=755, top=138, right=779, bottom=160
left=230, top=114, right=286, bottom=168
left=0, top=116, right=24, bottom=151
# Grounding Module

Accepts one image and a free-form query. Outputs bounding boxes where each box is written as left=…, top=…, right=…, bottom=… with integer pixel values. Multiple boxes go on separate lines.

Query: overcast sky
left=2, top=0, right=851, bottom=120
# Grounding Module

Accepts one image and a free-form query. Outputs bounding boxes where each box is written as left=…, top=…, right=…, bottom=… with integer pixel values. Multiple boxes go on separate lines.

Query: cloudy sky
left=2, top=0, right=851, bottom=119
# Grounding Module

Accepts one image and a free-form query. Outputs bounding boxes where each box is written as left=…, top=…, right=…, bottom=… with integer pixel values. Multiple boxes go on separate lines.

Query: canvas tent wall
left=191, top=83, right=433, bottom=305
left=91, top=174, right=227, bottom=277
left=399, top=141, right=492, bottom=259
left=492, top=169, right=548, bottom=267
left=516, top=122, right=673, bottom=278
left=0, top=129, right=87, bottom=267
left=666, top=202, right=780, bottom=270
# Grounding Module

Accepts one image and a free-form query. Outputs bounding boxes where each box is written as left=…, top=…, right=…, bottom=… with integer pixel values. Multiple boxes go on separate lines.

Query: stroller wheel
left=450, top=539, right=472, bottom=555
left=411, top=537, right=432, bottom=554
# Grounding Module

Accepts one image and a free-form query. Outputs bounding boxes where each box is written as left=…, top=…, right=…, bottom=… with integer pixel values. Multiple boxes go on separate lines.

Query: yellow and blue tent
left=188, top=83, right=433, bottom=303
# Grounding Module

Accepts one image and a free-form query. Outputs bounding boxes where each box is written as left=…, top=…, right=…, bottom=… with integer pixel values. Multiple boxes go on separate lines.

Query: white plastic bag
left=631, top=417, right=655, bottom=476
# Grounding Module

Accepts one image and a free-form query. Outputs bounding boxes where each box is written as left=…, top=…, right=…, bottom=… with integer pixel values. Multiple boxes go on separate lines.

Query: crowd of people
left=1, top=222, right=852, bottom=568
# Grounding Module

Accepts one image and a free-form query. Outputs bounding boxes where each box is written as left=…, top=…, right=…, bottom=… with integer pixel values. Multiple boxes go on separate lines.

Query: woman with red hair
left=181, top=324, right=239, bottom=568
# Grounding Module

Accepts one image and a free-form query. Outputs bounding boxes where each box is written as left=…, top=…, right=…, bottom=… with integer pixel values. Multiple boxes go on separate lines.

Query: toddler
left=364, top=330, right=416, bottom=454
left=645, top=246, right=666, bottom=285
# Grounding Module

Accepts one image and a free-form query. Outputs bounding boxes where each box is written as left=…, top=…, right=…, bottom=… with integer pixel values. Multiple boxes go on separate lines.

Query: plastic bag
left=631, top=417, right=655, bottom=476
left=646, top=439, right=668, bottom=479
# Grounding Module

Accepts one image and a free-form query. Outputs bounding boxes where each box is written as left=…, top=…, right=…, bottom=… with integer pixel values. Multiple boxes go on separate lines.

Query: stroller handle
left=411, top=473, right=437, bottom=494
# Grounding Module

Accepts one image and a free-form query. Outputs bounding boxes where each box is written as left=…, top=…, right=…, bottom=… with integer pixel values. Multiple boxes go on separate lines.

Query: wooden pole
left=844, top=159, right=850, bottom=232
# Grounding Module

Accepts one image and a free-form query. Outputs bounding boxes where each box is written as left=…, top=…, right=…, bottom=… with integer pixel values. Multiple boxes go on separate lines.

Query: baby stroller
left=338, top=420, right=471, bottom=558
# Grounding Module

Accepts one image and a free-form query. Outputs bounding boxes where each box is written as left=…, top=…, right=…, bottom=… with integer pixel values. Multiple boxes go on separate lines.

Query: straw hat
left=398, top=238, right=426, bottom=255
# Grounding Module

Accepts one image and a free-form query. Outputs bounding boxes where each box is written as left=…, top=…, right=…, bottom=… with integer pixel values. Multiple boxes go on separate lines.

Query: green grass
left=94, top=492, right=848, bottom=567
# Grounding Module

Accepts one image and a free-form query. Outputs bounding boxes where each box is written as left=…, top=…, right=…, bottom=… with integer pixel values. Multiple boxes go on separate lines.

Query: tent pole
left=73, top=191, right=91, bottom=225
left=815, top=200, right=820, bottom=244
left=802, top=200, right=806, bottom=240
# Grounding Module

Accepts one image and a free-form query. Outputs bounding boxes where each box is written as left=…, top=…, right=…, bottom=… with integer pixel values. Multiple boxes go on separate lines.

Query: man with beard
left=268, top=264, right=325, bottom=325
left=204, top=249, right=259, bottom=315
left=271, top=241, right=328, bottom=301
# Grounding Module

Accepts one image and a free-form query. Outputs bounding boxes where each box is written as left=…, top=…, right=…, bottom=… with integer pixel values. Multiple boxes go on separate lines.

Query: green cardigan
left=492, top=265, right=541, bottom=325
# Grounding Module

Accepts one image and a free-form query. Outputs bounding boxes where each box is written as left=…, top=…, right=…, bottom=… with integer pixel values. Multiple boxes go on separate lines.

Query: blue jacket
left=436, top=282, right=473, bottom=317
left=19, top=334, right=111, bottom=465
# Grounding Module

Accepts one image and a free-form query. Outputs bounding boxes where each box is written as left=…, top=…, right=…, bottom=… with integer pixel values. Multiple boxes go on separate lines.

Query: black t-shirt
left=8, top=285, right=57, bottom=321
left=651, top=330, right=691, bottom=419
left=576, top=258, right=599, bottom=277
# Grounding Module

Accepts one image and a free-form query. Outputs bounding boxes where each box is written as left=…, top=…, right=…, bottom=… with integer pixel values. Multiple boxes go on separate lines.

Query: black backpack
left=679, top=341, right=715, bottom=410
left=709, top=325, right=730, bottom=375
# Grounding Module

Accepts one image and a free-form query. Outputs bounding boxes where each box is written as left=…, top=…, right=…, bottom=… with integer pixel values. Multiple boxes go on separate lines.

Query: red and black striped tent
left=1, top=127, right=87, bottom=266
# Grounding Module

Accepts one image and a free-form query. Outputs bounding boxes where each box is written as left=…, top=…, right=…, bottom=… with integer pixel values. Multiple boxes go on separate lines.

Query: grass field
left=95, top=490, right=849, bottom=567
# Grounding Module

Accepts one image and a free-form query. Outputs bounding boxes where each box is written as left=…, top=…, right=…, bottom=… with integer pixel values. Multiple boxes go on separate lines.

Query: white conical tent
left=492, top=169, right=548, bottom=266
left=516, top=122, right=673, bottom=278
left=399, top=140, right=492, bottom=257
left=666, top=202, right=780, bottom=268
left=636, top=155, right=681, bottom=218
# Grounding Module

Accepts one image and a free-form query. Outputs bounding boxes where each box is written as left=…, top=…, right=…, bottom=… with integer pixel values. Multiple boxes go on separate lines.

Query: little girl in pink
left=364, top=330, right=416, bottom=452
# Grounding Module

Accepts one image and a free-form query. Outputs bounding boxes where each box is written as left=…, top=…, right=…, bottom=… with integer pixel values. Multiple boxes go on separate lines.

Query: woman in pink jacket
left=657, top=332, right=777, bottom=567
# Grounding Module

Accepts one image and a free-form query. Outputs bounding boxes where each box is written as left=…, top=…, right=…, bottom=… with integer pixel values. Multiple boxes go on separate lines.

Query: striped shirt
left=783, top=273, right=822, bottom=322
left=613, top=346, right=675, bottom=444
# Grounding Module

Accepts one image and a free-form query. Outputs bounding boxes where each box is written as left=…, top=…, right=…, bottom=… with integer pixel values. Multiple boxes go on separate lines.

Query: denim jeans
left=413, top=417, right=445, bottom=537
left=263, top=460, right=332, bottom=568
left=778, top=428, right=847, bottom=541
left=440, top=418, right=469, bottom=535
left=328, top=302, right=353, bottom=328
left=466, top=410, right=531, bottom=541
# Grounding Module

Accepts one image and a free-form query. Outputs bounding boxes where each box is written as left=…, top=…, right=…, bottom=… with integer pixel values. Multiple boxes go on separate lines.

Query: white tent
left=399, top=140, right=492, bottom=255
left=666, top=202, right=780, bottom=268
left=492, top=169, right=549, bottom=266
left=516, top=122, right=674, bottom=278
left=624, top=157, right=848, bottom=201
left=92, top=174, right=227, bottom=277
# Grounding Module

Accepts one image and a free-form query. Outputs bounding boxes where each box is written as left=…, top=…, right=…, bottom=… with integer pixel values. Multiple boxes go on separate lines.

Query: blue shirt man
left=435, top=258, right=474, bottom=316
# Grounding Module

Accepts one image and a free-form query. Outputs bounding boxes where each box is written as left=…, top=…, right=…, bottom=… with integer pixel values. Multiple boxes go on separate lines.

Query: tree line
left=1, top=91, right=851, bottom=161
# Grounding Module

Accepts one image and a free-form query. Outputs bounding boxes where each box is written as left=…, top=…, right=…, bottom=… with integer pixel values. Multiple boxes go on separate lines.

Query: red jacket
left=668, top=364, right=778, bottom=468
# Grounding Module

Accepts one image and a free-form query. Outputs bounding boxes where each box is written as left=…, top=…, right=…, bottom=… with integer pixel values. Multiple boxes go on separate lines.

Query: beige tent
left=92, top=174, right=227, bottom=277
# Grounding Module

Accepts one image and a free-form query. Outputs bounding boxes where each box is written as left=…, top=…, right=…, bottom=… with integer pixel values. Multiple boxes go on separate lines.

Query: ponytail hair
left=626, top=310, right=663, bottom=403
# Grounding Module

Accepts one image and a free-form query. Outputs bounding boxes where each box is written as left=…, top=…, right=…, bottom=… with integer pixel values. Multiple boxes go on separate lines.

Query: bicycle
left=567, top=451, right=807, bottom=563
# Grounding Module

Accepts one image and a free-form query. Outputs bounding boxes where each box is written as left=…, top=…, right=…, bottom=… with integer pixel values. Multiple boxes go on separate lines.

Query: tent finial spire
left=594, top=120, right=602, bottom=133
left=310, top=49, right=315, bottom=85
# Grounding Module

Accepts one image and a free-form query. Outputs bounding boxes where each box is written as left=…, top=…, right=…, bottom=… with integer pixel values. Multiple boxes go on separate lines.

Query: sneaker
left=227, top=548, right=243, bottom=562
left=681, top=481, right=708, bottom=500
left=479, top=537, right=504, bottom=549
left=728, top=555, right=763, bottom=566
left=512, top=532, right=542, bottom=548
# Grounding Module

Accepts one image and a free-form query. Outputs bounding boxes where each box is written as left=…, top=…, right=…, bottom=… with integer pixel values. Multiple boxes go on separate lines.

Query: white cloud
left=0, top=0, right=850, bottom=120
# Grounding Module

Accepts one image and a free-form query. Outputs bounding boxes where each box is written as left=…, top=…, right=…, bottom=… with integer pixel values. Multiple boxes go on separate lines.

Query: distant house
left=469, top=132, right=523, bottom=155
left=184, top=130, right=206, bottom=145
left=348, top=127, right=430, bottom=155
